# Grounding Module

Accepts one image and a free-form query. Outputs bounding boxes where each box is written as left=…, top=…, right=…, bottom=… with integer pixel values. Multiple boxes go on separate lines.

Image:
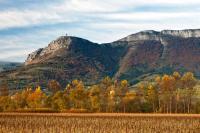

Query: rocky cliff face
left=161, top=29, right=200, bottom=38
left=25, top=36, right=72, bottom=65
left=115, top=29, right=200, bottom=81
left=119, top=29, right=200, bottom=42
left=1, top=29, right=200, bottom=89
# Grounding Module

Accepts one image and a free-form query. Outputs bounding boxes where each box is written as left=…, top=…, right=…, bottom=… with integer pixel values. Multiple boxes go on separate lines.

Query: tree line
left=0, top=72, right=199, bottom=113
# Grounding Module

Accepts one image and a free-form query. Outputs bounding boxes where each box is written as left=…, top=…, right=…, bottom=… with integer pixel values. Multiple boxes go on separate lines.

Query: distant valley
left=0, top=62, right=22, bottom=72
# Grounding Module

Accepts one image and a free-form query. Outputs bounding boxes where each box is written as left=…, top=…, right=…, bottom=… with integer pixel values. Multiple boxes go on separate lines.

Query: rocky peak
left=161, top=29, right=200, bottom=38
left=25, top=35, right=97, bottom=65
left=119, top=29, right=200, bottom=42
left=25, top=48, right=43, bottom=65
left=25, top=35, right=72, bottom=65
left=119, top=30, right=161, bottom=42
left=40, top=36, right=72, bottom=56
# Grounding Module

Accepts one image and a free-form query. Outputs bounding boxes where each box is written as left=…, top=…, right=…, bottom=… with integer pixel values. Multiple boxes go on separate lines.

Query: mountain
left=0, top=29, right=200, bottom=90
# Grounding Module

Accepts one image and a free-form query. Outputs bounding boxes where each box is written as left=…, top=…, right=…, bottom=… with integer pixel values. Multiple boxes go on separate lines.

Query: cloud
left=0, top=50, right=31, bottom=62
left=1, top=0, right=200, bottom=30
left=0, top=9, right=70, bottom=29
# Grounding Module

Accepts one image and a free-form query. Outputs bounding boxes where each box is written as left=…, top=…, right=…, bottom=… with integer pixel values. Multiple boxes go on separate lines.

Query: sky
left=0, top=0, right=200, bottom=62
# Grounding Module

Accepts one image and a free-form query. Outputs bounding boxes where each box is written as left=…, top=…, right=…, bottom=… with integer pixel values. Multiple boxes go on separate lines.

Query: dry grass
left=0, top=113, right=199, bottom=133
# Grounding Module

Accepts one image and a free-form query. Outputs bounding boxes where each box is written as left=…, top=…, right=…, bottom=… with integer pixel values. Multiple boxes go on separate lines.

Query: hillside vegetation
left=0, top=72, right=199, bottom=114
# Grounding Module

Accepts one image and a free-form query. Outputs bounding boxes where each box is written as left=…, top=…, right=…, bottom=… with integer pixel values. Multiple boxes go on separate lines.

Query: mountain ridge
left=119, top=29, right=200, bottom=42
left=0, top=29, right=200, bottom=89
left=26, top=29, right=200, bottom=66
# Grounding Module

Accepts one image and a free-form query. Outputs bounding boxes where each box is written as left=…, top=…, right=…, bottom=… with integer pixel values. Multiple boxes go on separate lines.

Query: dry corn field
left=0, top=113, right=199, bottom=133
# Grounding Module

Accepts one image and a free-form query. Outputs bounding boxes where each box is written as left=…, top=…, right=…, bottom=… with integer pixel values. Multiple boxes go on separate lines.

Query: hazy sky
left=0, top=0, right=200, bottom=62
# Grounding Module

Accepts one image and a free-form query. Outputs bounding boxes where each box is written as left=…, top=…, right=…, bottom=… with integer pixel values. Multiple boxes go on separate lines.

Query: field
left=0, top=113, right=199, bottom=133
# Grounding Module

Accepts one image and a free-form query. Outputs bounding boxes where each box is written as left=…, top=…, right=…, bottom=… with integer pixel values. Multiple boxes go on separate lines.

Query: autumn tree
left=0, top=81, right=9, bottom=96
left=107, top=85, right=116, bottom=112
left=65, top=83, right=72, bottom=95
left=101, top=76, right=112, bottom=90
left=99, top=76, right=113, bottom=112
left=181, top=72, right=197, bottom=113
left=12, top=88, right=32, bottom=109
left=0, top=71, right=198, bottom=113
left=115, top=80, right=129, bottom=112
left=157, top=75, right=176, bottom=113
left=146, top=84, right=158, bottom=112
left=103, top=79, right=129, bottom=112
left=48, top=80, right=62, bottom=93
left=27, top=86, right=46, bottom=108
left=172, top=72, right=181, bottom=113
left=137, top=83, right=147, bottom=101
left=69, top=80, right=87, bottom=109
left=89, top=85, right=101, bottom=112
left=118, top=80, right=129, bottom=99
left=122, top=92, right=139, bottom=112
left=0, top=96, right=16, bottom=111
left=119, top=80, right=129, bottom=94
left=51, top=91, right=70, bottom=110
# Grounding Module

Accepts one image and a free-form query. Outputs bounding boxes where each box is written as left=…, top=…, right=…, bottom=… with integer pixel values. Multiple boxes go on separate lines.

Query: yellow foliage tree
left=27, top=86, right=46, bottom=108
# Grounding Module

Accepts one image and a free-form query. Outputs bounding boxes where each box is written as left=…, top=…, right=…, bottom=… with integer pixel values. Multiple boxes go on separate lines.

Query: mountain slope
left=0, top=29, right=200, bottom=89
left=114, top=30, right=200, bottom=83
